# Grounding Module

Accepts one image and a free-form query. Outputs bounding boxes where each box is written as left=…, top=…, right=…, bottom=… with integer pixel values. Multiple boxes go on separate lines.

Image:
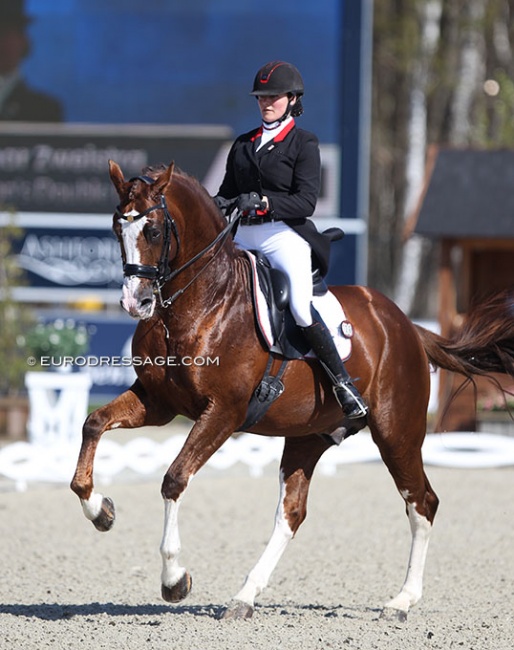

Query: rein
left=116, top=175, right=239, bottom=308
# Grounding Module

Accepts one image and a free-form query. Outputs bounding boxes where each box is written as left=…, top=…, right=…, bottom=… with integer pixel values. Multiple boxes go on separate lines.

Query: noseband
left=116, top=174, right=238, bottom=308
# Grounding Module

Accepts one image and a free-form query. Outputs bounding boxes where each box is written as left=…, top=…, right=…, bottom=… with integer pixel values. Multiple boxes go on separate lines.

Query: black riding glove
left=237, top=192, right=266, bottom=213
left=214, top=195, right=238, bottom=216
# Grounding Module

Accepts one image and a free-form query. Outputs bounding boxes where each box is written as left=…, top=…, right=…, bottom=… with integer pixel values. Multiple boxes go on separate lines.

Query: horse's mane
left=137, top=164, right=228, bottom=230
left=142, top=163, right=184, bottom=179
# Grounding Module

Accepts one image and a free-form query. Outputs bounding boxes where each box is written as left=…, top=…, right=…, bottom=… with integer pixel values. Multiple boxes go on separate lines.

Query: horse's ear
left=153, top=162, right=175, bottom=194
left=108, top=160, right=126, bottom=197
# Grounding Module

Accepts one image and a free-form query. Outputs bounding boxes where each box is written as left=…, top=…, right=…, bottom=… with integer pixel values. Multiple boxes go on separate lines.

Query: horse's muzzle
left=120, top=278, right=156, bottom=319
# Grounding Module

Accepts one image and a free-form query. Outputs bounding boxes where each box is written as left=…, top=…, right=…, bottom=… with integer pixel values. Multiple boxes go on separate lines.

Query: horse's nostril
left=140, top=298, right=153, bottom=308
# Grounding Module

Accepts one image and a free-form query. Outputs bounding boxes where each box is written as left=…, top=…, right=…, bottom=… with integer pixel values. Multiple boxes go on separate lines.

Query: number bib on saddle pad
left=245, top=250, right=353, bottom=362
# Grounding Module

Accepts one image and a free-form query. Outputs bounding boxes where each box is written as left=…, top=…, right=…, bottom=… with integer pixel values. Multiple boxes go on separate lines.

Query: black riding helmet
left=250, top=61, right=304, bottom=118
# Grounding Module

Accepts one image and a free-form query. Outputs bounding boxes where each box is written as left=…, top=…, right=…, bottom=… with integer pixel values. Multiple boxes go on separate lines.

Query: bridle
left=115, top=175, right=238, bottom=308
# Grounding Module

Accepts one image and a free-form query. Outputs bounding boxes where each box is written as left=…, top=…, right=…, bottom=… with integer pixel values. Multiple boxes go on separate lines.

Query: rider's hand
left=237, top=192, right=266, bottom=213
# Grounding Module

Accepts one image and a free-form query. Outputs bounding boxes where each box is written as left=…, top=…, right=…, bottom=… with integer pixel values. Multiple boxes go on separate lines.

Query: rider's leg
left=252, top=223, right=314, bottom=325
left=235, top=223, right=367, bottom=420
left=300, top=310, right=368, bottom=420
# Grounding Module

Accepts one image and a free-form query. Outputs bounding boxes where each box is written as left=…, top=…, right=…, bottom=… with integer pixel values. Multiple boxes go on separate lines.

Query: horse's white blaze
left=160, top=497, right=187, bottom=587
left=80, top=492, right=104, bottom=521
left=385, top=501, right=432, bottom=612
left=118, top=215, right=150, bottom=313
left=119, top=214, right=147, bottom=265
left=233, top=470, right=294, bottom=606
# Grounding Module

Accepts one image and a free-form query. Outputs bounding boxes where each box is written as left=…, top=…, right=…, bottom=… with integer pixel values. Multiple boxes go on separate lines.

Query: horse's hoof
left=380, top=607, right=408, bottom=623
left=161, top=572, right=192, bottom=603
left=92, top=497, right=116, bottom=532
left=220, top=601, right=254, bottom=620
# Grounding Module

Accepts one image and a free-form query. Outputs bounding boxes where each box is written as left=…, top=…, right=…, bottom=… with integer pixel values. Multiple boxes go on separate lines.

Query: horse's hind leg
left=70, top=381, right=172, bottom=531
left=384, top=469, right=438, bottom=620
left=222, top=434, right=332, bottom=620
left=373, top=425, right=439, bottom=621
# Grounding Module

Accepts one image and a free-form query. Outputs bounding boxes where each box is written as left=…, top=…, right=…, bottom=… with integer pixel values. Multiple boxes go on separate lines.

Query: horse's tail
left=415, top=289, right=514, bottom=380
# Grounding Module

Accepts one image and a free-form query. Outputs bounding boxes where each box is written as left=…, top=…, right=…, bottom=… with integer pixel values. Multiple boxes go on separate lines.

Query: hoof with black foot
left=92, top=497, right=116, bottom=532
left=220, top=600, right=254, bottom=620
left=161, top=572, right=192, bottom=603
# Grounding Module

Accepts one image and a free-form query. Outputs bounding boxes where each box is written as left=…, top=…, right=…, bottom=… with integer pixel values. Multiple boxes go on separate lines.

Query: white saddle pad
left=246, top=251, right=352, bottom=361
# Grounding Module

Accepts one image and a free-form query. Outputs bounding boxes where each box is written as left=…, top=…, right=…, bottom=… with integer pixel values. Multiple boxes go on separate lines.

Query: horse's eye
left=147, top=227, right=161, bottom=242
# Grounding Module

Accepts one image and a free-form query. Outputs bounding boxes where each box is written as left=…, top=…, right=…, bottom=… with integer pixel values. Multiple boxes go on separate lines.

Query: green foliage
left=370, top=0, right=514, bottom=304
left=1, top=220, right=92, bottom=393
left=472, top=71, right=514, bottom=147
left=0, top=220, right=36, bottom=396
left=22, top=319, right=90, bottom=361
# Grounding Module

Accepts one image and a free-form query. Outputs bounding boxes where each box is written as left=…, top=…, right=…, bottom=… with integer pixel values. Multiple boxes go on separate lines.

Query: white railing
left=1, top=429, right=514, bottom=492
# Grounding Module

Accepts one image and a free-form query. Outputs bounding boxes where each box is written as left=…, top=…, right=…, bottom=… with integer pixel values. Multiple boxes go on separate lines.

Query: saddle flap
left=245, top=250, right=352, bottom=362
left=268, top=268, right=289, bottom=311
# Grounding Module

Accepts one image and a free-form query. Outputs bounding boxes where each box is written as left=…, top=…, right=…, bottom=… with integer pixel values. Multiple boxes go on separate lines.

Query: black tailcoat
left=217, top=120, right=333, bottom=276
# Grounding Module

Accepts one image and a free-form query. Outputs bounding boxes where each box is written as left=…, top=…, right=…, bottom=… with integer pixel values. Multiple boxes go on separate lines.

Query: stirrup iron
left=333, top=381, right=368, bottom=419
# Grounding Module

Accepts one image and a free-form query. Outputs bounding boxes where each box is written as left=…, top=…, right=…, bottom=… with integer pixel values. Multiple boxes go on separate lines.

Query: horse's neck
left=161, top=180, right=254, bottom=332
left=159, top=249, right=253, bottom=345
left=162, top=208, right=242, bottom=292
left=230, top=252, right=254, bottom=305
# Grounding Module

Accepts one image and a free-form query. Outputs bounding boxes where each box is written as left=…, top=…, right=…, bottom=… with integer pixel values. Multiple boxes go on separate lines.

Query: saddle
left=247, top=225, right=350, bottom=361
left=241, top=230, right=354, bottom=431
left=250, top=250, right=324, bottom=359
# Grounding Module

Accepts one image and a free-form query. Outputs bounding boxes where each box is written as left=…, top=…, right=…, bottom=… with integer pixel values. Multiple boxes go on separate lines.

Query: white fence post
left=24, top=371, right=92, bottom=446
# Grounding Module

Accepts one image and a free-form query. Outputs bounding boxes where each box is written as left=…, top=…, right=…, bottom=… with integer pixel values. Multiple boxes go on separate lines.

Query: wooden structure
left=414, top=147, right=514, bottom=431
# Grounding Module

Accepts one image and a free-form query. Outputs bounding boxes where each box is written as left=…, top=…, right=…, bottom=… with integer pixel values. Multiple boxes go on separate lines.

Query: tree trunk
left=393, top=0, right=442, bottom=314
left=369, top=0, right=514, bottom=317
left=449, top=0, right=486, bottom=145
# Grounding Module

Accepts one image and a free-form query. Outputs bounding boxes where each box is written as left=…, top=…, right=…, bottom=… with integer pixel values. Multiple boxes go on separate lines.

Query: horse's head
left=109, top=160, right=179, bottom=319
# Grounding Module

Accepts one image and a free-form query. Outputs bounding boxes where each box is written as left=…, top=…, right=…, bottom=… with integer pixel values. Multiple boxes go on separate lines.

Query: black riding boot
left=302, top=319, right=368, bottom=420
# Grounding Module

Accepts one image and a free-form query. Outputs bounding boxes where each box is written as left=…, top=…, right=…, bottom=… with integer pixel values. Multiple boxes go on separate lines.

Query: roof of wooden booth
left=414, top=148, right=514, bottom=239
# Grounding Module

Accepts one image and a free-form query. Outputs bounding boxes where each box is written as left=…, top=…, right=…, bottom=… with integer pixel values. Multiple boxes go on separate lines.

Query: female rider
left=215, top=60, right=367, bottom=424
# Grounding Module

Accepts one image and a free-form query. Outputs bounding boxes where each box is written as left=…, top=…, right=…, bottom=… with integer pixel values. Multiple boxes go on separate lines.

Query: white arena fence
left=1, top=430, right=514, bottom=492
left=1, top=362, right=512, bottom=491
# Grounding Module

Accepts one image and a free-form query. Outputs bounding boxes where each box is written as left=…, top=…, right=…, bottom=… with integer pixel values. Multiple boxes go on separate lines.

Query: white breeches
left=234, top=221, right=313, bottom=327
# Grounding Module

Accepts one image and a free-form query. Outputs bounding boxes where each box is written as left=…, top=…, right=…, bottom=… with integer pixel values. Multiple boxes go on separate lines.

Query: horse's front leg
left=70, top=382, right=172, bottom=531
left=159, top=405, right=242, bottom=604
left=222, top=434, right=332, bottom=620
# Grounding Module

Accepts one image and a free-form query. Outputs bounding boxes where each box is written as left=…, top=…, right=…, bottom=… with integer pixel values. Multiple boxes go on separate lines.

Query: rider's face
left=256, top=93, right=296, bottom=123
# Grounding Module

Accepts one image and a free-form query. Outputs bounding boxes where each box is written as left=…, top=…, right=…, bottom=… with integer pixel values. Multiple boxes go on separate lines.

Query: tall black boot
left=302, top=319, right=368, bottom=420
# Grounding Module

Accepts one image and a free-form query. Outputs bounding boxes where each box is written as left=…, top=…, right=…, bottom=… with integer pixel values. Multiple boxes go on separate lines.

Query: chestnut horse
left=71, top=161, right=514, bottom=621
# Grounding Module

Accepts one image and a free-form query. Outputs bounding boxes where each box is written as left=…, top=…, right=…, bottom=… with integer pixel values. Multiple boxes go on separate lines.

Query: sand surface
left=1, top=457, right=513, bottom=649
